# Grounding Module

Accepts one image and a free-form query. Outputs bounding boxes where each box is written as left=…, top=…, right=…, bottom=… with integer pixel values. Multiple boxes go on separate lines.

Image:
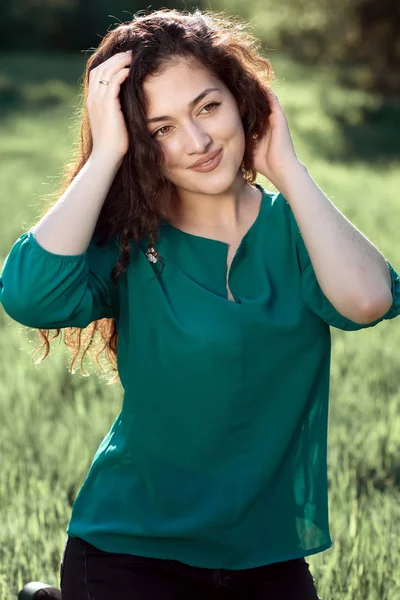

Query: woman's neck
left=161, top=179, right=260, bottom=237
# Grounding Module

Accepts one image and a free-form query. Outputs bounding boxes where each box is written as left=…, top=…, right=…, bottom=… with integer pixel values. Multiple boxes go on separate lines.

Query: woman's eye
left=202, top=102, right=220, bottom=113
left=153, top=125, right=171, bottom=138
left=152, top=102, right=221, bottom=139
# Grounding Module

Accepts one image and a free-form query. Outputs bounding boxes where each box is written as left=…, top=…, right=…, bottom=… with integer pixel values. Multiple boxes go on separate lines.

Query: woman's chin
left=186, top=168, right=241, bottom=191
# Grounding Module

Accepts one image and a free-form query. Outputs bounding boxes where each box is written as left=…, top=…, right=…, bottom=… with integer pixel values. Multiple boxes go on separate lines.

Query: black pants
left=60, top=535, right=322, bottom=599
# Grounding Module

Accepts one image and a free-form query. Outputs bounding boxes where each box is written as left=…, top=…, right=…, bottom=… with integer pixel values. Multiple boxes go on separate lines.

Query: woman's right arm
left=0, top=153, right=125, bottom=329
left=0, top=51, right=134, bottom=329
left=31, top=153, right=122, bottom=256
left=32, top=49, right=133, bottom=255
left=0, top=184, right=122, bottom=330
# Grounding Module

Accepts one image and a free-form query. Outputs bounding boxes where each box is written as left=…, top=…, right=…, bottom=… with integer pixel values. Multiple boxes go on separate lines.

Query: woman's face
left=144, top=58, right=246, bottom=196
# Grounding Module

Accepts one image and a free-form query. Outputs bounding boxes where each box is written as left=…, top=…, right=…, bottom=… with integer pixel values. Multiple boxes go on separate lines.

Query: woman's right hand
left=87, top=51, right=133, bottom=163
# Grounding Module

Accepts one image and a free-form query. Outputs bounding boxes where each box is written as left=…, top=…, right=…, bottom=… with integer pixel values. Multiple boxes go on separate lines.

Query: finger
left=87, top=68, right=131, bottom=105
left=96, top=53, right=132, bottom=90
left=89, top=51, right=132, bottom=88
left=89, top=51, right=129, bottom=81
left=104, top=67, right=131, bottom=99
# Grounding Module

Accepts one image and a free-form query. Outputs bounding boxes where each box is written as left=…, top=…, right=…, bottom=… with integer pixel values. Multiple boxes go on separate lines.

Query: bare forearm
left=31, top=152, right=122, bottom=255
left=279, top=163, right=393, bottom=321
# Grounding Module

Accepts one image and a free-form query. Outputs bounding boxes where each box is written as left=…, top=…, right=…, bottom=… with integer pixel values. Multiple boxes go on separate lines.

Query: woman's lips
left=188, top=148, right=223, bottom=173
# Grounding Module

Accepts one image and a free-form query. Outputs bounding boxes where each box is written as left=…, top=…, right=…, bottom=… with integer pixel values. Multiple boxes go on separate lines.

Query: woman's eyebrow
left=146, top=87, right=220, bottom=124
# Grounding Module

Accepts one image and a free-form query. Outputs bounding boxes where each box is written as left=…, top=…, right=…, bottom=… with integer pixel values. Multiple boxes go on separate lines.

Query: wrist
left=89, top=151, right=124, bottom=175
left=271, top=161, right=309, bottom=198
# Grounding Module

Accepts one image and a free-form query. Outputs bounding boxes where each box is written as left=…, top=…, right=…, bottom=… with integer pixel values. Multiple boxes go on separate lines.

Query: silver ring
left=99, top=80, right=110, bottom=86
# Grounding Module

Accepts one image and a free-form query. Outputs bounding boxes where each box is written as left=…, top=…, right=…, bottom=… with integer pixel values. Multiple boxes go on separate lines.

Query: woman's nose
left=183, top=123, right=211, bottom=153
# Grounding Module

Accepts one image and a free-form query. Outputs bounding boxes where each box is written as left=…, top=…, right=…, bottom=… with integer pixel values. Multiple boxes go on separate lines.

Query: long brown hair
left=32, top=8, right=275, bottom=384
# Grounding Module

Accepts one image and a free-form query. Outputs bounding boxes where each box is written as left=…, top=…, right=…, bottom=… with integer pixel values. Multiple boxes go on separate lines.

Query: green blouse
left=1, top=183, right=399, bottom=569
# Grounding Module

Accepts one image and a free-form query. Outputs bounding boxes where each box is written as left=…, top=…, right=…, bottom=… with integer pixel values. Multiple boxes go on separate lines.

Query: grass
left=0, top=51, right=399, bottom=599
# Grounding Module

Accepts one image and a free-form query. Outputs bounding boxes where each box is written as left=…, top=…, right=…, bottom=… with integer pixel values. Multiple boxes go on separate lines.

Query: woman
left=2, top=8, right=399, bottom=600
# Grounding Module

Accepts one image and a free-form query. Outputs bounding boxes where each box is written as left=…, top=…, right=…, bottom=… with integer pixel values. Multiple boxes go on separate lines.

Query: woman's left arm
left=253, top=90, right=393, bottom=324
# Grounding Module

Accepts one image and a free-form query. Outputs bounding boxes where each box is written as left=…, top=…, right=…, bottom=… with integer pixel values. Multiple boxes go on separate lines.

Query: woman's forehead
left=144, top=61, right=222, bottom=112
left=145, top=58, right=217, bottom=89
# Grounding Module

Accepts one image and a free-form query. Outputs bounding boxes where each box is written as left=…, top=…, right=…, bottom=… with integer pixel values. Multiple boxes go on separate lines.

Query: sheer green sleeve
left=287, top=198, right=400, bottom=331
left=0, top=229, right=120, bottom=329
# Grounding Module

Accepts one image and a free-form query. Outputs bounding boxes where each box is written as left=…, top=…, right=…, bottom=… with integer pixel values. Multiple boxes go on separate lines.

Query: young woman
left=2, top=8, right=399, bottom=600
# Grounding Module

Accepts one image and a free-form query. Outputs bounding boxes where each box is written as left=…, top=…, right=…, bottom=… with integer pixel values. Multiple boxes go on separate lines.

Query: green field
left=0, top=52, right=399, bottom=599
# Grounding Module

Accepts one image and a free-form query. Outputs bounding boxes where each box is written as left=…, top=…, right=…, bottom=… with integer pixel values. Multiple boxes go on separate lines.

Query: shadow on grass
left=355, top=463, right=400, bottom=497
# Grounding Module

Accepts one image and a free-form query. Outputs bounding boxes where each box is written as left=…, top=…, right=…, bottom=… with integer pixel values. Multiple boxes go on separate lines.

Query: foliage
left=2, top=1, right=400, bottom=94
left=208, top=0, right=400, bottom=95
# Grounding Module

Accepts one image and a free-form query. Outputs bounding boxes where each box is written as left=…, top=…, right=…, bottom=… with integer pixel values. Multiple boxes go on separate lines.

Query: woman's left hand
left=252, top=89, right=303, bottom=188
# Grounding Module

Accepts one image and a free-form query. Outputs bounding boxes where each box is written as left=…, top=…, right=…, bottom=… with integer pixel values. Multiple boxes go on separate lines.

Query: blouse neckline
left=159, top=183, right=267, bottom=248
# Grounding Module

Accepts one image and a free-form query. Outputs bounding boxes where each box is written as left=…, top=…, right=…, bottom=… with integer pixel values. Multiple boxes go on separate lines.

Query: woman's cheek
left=163, top=141, right=182, bottom=172
left=218, top=109, right=240, bottom=134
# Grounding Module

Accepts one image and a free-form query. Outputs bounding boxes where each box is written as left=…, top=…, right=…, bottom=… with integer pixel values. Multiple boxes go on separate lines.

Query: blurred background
left=0, top=1, right=399, bottom=599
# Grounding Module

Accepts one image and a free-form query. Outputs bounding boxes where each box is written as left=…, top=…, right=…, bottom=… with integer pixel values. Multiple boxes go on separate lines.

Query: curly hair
left=32, top=7, right=275, bottom=384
